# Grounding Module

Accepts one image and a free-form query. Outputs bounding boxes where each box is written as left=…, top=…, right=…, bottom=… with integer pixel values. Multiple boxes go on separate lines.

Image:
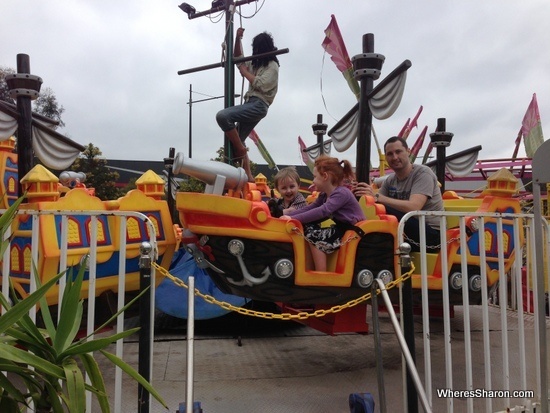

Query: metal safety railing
left=0, top=209, right=158, bottom=413
left=394, top=209, right=550, bottom=413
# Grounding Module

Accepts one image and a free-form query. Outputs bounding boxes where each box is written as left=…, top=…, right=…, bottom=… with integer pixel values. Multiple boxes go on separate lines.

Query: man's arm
left=353, top=181, right=428, bottom=212
left=376, top=192, right=427, bottom=213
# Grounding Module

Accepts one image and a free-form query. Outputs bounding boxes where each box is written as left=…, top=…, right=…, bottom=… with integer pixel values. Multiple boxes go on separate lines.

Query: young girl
left=270, top=166, right=307, bottom=217
left=280, top=156, right=366, bottom=271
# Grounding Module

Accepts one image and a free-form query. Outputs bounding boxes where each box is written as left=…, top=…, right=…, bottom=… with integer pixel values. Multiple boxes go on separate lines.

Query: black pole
left=436, top=119, right=446, bottom=193
left=138, top=242, right=152, bottom=413
left=223, top=0, right=235, bottom=164
left=164, top=147, right=176, bottom=222
left=15, top=54, right=35, bottom=196
left=355, top=34, right=375, bottom=184
left=429, top=118, right=454, bottom=194
left=312, top=114, right=328, bottom=156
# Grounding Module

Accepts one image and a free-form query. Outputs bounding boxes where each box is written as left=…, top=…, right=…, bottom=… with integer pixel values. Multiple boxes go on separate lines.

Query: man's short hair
left=384, top=136, right=408, bottom=153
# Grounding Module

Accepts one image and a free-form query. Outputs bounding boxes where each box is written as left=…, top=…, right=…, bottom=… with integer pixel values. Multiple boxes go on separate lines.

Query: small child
left=280, top=155, right=366, bottom=271
left=269, top=166, right=307, bottom=217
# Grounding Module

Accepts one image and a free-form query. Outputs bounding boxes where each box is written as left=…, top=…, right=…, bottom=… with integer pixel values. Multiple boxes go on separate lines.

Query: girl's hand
left=279, top=215, right=292, bottom=221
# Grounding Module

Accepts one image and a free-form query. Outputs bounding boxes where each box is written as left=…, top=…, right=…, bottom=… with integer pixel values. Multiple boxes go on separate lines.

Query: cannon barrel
left=59, top=171, right=86, bottom=188
left=173, top=152, right=248, bottom=193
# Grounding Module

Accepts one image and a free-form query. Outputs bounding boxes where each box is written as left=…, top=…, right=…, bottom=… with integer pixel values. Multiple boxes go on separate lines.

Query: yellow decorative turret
left=484, top=168, right=519, bottom=197
left=0, top=137, right=18, bottom=208
left=253, top=172, right=272, bottom=198
left=136, top=170, right=165, bottom=200
left=20, top=164, right=60, bottom=202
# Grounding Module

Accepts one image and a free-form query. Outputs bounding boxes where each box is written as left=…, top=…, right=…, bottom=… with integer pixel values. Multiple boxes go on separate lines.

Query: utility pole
left=178, top=0, right=288, bottom=162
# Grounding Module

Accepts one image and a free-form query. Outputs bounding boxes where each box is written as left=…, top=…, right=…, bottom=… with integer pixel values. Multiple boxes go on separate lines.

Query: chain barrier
left=152, top=261, right=416, bottom=321
left=403, top=233, right=460, bottom=250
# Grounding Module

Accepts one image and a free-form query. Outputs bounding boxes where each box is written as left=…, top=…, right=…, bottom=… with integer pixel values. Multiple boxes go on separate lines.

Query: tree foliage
left=0, top=67, right=64, bottom=127
left=33, top=86, right=65, bottom=128
left=70, top=143, right=123, bottom=200
left=0, top=66, right=15, bottom=105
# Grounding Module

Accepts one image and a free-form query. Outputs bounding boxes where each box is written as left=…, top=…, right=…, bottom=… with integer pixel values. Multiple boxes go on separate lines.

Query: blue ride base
left=156, top=249, right=248, bottom=320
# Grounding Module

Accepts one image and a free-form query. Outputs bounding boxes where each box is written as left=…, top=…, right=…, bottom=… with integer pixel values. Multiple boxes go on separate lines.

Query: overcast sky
left=2, top=0, right=549, bottom=171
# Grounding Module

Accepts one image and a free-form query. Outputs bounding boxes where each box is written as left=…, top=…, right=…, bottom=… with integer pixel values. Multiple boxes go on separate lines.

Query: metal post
left=371, top=283, right=387, bottom=413
left=399, top=243, right=418, bottom=413
left=186, top=275, right=196, bottom=413
left=138, top=242, right=152, bottom=413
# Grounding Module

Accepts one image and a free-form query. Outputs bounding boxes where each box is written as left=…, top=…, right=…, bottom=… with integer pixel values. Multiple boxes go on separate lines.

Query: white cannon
left=172, top=152, right=248, bottom=195
left=59, top=171, right=87, bottom=188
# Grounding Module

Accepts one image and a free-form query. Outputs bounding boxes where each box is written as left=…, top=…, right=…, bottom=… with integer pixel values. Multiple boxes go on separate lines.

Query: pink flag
left=397, top=119, right=410, bottom=139
left=398, top=106, right=423, bottom=140
left=298, top=136, right=314, bottom=171
left=322, top=15, right=360, bottom=99
left=409, top=126, right=428, bottom=163
left=521, top=93, right=544, bottom=158
left=322, top=14, right=352, bottom=71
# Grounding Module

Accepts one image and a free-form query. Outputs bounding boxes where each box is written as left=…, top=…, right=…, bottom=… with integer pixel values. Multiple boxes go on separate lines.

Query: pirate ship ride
left=173, top=22, right=526, bottom=306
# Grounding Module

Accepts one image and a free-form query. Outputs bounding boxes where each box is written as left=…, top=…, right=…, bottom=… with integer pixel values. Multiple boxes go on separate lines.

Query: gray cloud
left=2, top=0, right=548, bottom=168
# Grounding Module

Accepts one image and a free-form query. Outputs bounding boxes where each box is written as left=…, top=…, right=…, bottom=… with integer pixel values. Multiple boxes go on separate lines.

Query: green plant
left=0, top=199, right=168, bottom=412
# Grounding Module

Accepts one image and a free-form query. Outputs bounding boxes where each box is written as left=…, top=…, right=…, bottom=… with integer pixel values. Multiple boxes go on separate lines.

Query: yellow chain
left=152, top=261, right=415, bottom=321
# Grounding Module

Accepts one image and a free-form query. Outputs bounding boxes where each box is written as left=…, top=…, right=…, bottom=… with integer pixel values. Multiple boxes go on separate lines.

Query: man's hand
left=352, top=182, right=374, bottom=197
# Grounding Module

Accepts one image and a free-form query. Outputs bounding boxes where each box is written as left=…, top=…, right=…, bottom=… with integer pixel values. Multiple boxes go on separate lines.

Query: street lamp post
left=187, top=84, right=239, bottom=158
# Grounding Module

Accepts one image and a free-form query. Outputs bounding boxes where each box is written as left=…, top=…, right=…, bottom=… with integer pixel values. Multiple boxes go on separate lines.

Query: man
left=216, top=27, right=279, bottom=182
left=354, top=136, right=444, bottom=251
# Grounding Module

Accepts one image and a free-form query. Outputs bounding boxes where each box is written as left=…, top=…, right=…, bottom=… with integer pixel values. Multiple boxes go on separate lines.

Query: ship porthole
left=274, top=259, right=293, bottom=279
left=228, top=239, right=245, bottom=257
left=377, top=270, right=393, bottom=286
left=356, top=269, right=374, bottom=289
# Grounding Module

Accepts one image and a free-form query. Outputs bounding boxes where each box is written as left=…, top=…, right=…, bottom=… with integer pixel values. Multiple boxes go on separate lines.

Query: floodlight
left=178, top=3, right=196, bottom=17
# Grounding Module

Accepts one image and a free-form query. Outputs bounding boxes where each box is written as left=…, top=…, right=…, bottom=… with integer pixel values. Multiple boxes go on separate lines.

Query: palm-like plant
left=0, top=198, right=168, bottom=412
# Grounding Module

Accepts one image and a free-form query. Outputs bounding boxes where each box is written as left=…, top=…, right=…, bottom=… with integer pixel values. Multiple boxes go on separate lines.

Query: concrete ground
left=95, top=303, right=544, bottom=413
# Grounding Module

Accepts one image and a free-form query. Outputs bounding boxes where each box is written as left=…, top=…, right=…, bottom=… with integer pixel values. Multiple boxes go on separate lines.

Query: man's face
left=384, top=140, right=410, bottom=172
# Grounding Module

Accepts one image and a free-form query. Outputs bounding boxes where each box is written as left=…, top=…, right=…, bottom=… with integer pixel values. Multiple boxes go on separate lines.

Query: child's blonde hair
left=274, top=166, right=301, bottom=188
